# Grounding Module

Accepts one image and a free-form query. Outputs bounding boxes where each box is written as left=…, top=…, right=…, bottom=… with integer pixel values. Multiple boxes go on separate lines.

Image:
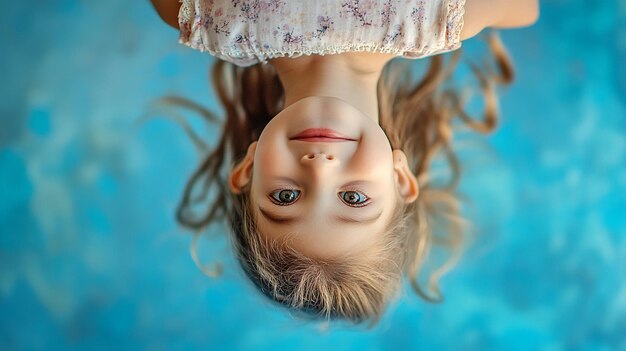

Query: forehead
left=257, top=216, right=388, bottom=258
left=251, top=196, right=398, bottom=258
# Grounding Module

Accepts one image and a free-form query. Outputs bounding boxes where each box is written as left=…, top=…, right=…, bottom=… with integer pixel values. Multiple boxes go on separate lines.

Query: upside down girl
left=150, top=0, right=538, bottom=324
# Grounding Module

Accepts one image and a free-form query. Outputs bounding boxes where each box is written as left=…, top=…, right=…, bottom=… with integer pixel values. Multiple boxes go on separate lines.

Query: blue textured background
left=1, top=1, right=625, bottom=350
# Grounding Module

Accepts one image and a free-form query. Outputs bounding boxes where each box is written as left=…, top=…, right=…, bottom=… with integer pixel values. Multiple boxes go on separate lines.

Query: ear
left=228, top=142, right=257, bottom=194
left=392, top=150, right=419, bottom=203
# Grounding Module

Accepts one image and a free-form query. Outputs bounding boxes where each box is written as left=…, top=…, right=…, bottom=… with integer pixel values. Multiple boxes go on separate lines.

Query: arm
left=460, top=0, right=539, bottom=40
left=150, top=0, right=182, bottom=29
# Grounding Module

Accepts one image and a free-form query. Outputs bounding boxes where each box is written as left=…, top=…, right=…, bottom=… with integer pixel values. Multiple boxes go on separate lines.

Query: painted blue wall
left=1, top=1, right=624, bottom=350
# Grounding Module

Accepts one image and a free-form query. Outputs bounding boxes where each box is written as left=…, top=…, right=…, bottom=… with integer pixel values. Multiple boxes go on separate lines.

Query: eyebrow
left=258, top=207, right=383, bottom=225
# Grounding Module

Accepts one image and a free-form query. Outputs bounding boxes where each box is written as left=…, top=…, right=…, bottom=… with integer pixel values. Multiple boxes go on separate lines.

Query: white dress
left=178, top=0, right=466, bottom=67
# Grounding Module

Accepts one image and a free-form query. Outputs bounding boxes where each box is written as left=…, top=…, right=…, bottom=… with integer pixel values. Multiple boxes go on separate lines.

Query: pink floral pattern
left=411, top=1, right=427, bottom=25
left=178, top=0, right=465, bottom=67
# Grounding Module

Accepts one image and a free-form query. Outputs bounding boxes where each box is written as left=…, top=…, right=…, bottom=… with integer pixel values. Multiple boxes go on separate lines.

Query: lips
left=290, top=128, right=356, bottom=142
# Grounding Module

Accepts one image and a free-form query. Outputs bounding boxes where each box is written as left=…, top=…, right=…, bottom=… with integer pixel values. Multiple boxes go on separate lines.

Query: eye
left=339, top=191, right=370, bottom=207
left=270, top=189, right=301, bottom=205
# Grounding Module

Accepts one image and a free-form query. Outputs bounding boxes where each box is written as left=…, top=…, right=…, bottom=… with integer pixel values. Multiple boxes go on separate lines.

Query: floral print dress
left=178, top=0, right=466, bottom=67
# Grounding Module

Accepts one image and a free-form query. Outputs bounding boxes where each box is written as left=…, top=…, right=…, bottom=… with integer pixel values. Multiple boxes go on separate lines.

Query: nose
left=301, top=152, right=335, bottom=161
left=300, top=153, right=338, bottom=176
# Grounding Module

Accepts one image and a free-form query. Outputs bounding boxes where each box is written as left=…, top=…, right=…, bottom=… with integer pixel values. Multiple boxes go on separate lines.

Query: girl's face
left=229, top=96, right=418, bottom=258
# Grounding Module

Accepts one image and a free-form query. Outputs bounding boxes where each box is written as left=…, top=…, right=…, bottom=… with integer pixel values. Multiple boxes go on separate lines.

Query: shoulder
left=150, top=0, right=182, bottom=29
left=460, top=0, right=539, bottom=40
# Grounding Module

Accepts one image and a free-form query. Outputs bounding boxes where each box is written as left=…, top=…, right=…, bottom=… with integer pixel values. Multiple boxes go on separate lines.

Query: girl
left=151, top=0, right=538, bottom=324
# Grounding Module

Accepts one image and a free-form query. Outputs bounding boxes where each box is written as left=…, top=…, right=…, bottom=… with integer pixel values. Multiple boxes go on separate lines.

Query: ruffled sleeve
left=402, top=0, right=466, bottom=59
left=177, top=0, right=259, bottom=66
left=444, top=0, right=466, bottom=52
left=177, top=0, right=194, bottom=48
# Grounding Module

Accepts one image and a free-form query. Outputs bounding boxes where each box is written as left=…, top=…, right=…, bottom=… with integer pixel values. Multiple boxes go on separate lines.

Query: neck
left=269, top=53, right=393, bottom=123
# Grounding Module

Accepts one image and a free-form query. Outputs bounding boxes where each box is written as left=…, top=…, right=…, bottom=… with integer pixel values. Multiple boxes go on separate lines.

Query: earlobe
left=228, top=142, right=257, bottom=194
left=392, top=150, right=419, bottom=203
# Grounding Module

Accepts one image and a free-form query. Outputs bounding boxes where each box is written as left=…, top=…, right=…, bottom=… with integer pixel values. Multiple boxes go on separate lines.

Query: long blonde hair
left=154, top=31, right=514, bottom=324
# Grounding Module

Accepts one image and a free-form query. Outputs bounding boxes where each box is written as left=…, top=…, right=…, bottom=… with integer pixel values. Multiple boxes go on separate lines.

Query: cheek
left=351, top=138, right=393, bottom=173
left=254, top=141, right=289, bottom=176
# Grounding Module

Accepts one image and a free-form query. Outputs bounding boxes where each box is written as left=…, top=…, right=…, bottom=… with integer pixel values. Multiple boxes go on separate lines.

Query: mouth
left=290, top=128, right=357, bottom=142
